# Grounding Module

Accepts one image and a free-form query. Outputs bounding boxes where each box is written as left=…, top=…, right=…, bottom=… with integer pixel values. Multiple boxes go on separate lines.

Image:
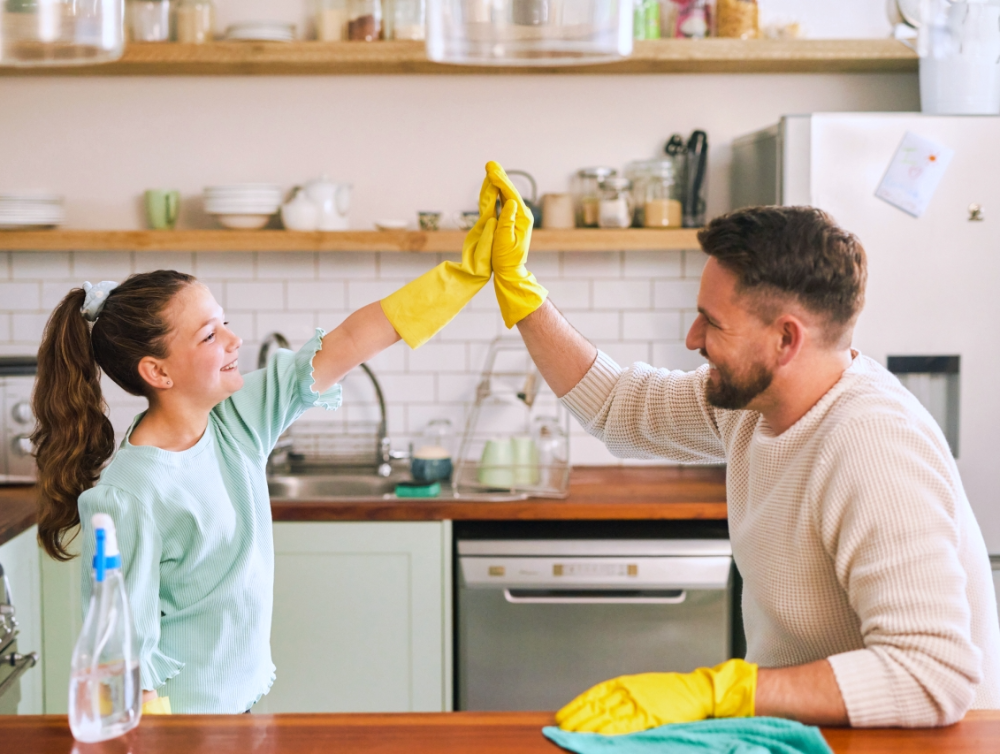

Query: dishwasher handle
left=503, top=588, right=687, bottom=605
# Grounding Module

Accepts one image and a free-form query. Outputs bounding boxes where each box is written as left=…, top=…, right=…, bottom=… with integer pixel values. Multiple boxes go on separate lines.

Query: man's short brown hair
left=697, top=206, right=867, bottom=345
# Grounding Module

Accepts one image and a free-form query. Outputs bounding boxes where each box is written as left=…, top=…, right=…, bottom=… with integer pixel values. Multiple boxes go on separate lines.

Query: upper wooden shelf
left=0, top=39, right=917, bottom=76
left=0, top=228, right=701, bottom=252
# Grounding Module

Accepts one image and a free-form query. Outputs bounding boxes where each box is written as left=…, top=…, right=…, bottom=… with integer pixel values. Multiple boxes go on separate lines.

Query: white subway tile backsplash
left=544, top=279, right=591, bottom=311
left=653, top=279, right=701, bottom=310
left=227, top=281, right=285, bottom=311
left=257, top=252, right=317, bottom=280
left=226, top=312, right=255, bottom=343
left=319, top=252, right=377, bottom=279
left=651, top=342, right=707, bottom=372
left=0, top=314, right=12, bottom=342
left=196, top=252, right=254, bottom=279
left=256, top=312, right=319, bottom=343
left=570, top=432, right=621, bottom=466
left=73, top=251, right=133, bottom=281
left=135, top=252, right=195, bottom=275
left=623, top=250, right=683, bottom=279
left=347, top=280, right=399, bottom=309
left=437, top=310, right=499, bottom=342
left=684, top=249, right=709, bottom=277
left=593, top=341, right=650, bottom=367
left=41, top=281, right=77, bottom=309
left=407, top=403, right=468, bottom=436
left=378, top=253, right=438, bottom=279
left=621, top=311, right=683, bottom=341
left=201, top=279, right=227, bottom=308
left=468, top=285, right=501, bottom=312
left=13, top=252, right=71, bottom=280
left=408, top=342, right=466, bottom=373
left=562, top=311, right=620, bottom=341
left=0, top=254, right=11, bottom=281
left=0, top=282, right=41, bottom=311
left=377, top=373, right=436, bottom=403
left=436, top=373, right=479, bottom=404
left=363, top=340, right=407, bottom=373
left=525, top=253, right=561, bottom=279
left=593, top=280, right=651, bottom=310
left=682, top=309, right=700, bottom=334
left=287, top=281, right=347, bottom=311
left=11, top=313, right=47, bottom=343
left=562, top=251, right=621, bottom=279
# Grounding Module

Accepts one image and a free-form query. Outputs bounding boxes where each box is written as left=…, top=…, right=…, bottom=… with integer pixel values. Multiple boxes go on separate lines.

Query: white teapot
left=281, top=187, right=320, bottom=231
left=302, top=175, right=352, bottom=231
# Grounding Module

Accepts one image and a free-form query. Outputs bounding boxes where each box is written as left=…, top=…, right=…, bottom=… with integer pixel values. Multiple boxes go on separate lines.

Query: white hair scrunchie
left=80, top=280, right=119, bottom=322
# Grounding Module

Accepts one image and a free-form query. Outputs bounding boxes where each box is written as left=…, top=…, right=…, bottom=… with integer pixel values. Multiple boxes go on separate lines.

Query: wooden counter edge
left=0, top=485, right=37, bottom=547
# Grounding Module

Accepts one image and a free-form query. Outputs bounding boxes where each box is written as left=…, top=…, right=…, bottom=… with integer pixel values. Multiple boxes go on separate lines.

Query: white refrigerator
left=731, top=113, right=1000, bottom=561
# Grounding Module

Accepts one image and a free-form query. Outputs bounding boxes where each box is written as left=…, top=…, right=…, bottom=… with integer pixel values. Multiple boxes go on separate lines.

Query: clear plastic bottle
left=69, top=514, right=141, bottom=743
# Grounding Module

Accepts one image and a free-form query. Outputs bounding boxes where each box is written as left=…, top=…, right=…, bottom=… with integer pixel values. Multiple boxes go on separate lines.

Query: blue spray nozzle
left=94, top=528, right=106, bottom=583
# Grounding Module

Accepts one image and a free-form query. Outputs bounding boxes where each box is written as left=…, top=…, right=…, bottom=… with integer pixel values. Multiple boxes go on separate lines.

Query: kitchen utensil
left=144, top=190, right=179, bottom=230
left=541, top=194, right=574, bottom=229
left=502, top=170, right=540, bottom=227
left=281, top=187, right=319, bottom=231
left=418, top=212, right=442, bottom=231
left=683, top=130, right=708, bottom=228
left=426, top=0, right=633, bottom=66
left=303, top=176, right=351, bottom=231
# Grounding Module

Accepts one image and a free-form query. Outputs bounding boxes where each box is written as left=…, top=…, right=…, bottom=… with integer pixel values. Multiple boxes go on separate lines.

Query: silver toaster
left=0, top=357, right=37, bottom=483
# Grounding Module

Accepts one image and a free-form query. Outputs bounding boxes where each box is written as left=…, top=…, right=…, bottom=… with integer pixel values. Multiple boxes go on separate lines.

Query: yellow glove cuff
left=142, top=695, right=172, bottom=715
left=711, top=659, right=757, bottom=718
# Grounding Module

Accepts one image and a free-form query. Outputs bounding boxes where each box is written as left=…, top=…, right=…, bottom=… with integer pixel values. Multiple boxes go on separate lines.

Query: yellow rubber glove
left=141, top=695, right=172, bottom=715
left=555, top=659, right=757, bottom=735
left=381, top=175, right=498, bottom=348
left=486, top=161, right=549, bottom=329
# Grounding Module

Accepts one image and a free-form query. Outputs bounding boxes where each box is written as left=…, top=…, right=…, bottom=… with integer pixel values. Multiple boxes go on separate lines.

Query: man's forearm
left=755, top=659, right=849, bottom=727
left=516, top=300, right=598, bottom=398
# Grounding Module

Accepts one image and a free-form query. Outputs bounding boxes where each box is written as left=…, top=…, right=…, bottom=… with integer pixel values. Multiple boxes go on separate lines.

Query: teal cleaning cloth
left=543, top=718, right=833, bottom=754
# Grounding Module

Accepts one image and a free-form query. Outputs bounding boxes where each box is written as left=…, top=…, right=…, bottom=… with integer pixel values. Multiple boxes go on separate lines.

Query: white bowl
left=375, top=220, right=408, bottom=231
left=212, top=213, right=273, bottom=230
left=204, top=203, right=280, bottom=213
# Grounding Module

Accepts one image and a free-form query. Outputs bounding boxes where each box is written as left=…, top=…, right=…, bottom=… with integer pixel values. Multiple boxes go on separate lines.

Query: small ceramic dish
left=375, top=220, right=408, bottom=231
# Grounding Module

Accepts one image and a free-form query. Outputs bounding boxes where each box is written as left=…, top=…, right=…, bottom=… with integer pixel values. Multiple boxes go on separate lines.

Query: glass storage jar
left=317, top=0, right=349, bottom=39
left=175, top=0, right=214, bottom=43
left=597, top=177, right=634, bottom=229
left=1, top=0, right=124, bottom=65
left=391, top=0, right=425, bottom=39
left=129, top=0, right=171, bottom=42
left=716, top=0, right=758, bottom=39
left=624, top=159, right=652, bottom=227
left=574, top=167, right=617, bottom=227
left=348, top=0, right=382, bottom=40
left=642, top=159, right=682, bottom=227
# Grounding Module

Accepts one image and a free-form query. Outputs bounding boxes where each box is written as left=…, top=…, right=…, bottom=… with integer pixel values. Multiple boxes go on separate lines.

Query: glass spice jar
left=174, top=0, right=214, bottom=43
left=574, top=167, right=617, bottom=227
left=317, top=0, right=349, bottom=40
left=129, top=0, right=171, bottom=42
left=716, top=0, right=758, bottom=39
left=597, top=177, right=635, bottom=229
left=391, top=0, right=425, bottom=40
left=643, top=159, right=683, bottom=227
left=348, top=0, right=382, bottom=41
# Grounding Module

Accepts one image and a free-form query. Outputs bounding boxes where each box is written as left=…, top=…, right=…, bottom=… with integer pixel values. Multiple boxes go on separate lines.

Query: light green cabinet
left=38, top=531, right=82, bottom=714
left=257, top=521, right=453, bottom=714
left=0, top=526, right=43, bottom=714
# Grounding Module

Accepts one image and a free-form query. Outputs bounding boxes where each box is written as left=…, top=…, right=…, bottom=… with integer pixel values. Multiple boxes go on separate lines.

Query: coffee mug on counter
left=145, top=189, right=180, bottom=230
left=478, top=437, right=514, bottom=488
left=512, top=435, right=539, bottom=485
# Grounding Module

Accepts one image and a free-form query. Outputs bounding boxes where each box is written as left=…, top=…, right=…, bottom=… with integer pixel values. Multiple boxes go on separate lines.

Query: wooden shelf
left=0, top=228, right=702, bottom=252
left=0, top=39, right=917, bottom=76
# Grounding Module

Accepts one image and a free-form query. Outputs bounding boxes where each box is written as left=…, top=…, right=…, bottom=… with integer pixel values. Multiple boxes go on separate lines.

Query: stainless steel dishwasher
left=457, top=539, right=734, bottom=711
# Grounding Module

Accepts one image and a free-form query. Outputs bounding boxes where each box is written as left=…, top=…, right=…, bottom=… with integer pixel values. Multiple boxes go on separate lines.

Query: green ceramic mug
left=145, top=189, right=180, bottom=230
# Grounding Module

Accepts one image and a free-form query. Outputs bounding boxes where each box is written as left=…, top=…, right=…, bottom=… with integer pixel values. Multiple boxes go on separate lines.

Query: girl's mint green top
left=78, top=329, right=341, bottom=714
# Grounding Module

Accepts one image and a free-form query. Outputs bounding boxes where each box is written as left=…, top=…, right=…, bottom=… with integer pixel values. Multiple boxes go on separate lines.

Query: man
left=483, top=161, right=1000, bottom=729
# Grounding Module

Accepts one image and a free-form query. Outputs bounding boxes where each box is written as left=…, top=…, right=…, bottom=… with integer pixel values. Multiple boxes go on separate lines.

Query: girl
left=32, top=170, right=500, bottom=714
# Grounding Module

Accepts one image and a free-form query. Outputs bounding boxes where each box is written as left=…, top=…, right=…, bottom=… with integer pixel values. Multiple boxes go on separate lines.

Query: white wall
left=0, top=70, right=919, bottom=465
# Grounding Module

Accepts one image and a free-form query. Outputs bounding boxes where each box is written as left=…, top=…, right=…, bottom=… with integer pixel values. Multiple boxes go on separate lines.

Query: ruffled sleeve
left=78, top=485, right=184, bottom=691
left=216, top=328, right=343, bottom=457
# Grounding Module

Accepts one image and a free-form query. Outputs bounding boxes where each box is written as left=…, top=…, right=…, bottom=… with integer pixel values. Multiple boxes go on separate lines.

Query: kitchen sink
left=266, top=472, right=530, bottom=502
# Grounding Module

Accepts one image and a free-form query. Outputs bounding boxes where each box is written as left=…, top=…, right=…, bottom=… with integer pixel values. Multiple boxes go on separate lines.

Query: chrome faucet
left=258, top=332, right=291, bottom=369
left=358, top=362, right=401, bottom=477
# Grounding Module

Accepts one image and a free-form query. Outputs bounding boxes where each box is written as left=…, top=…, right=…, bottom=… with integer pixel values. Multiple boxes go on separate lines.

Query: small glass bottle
left=643, top=160, right=683, bottom=227
left=574, top=167, right=617, bottom=227
left=317, top=0, right=349, bottom=40
left=174, top=0, right=214, bottom=43
left=391, top=0, right=425, bottom=40
left=597, top=177, right=635, bottom=229
left=348, top=0, right=382, bottom=41
left=716, top=0, right=758, bottom=39
left=128, top=0, right=171, bottom=42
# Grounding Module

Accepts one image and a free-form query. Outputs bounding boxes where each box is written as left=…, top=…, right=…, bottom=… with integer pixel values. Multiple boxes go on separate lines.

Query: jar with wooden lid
left=348, top=0, right=382, bottom=40
left=174, top=0, right=214, bottom=43
left=574, top=167, right=617, bottom=227
left=716, top=0, right=758, bottom=39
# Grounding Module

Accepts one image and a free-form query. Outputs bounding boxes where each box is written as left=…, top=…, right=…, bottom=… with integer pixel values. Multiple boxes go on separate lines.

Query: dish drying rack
left=269, top=420, right=383, bottom=473
left=452, top=338, right=571, bottom=499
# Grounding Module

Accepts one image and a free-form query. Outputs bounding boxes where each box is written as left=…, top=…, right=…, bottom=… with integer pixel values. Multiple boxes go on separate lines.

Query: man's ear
left=773, top=314, right=806, bottom=367
left=137, top=356, right=172, bottom=391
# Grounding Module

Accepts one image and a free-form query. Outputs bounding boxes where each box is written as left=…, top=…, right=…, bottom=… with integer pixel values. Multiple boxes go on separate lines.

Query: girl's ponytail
left=33, top=288, right=115, bottom=560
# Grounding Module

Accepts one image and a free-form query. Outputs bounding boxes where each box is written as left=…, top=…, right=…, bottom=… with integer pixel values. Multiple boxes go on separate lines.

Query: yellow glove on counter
left=486, top=161, right=548, bottom=329
left=141, top=696, right=172, bottom=715
left=381, top=175, right=498, bottom=348
left=555, top=659, right=757, bottom=735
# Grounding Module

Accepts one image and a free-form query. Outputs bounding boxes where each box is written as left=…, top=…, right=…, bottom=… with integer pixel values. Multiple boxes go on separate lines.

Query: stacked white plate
left=225, top=22, right=296, bottom=41
left=204, top=184, right=282, bottom=229
left=0, top=192, right=65, bottom=230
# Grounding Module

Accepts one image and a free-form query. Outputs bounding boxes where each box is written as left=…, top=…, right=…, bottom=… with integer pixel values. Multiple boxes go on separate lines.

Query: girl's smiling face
left=150, top=283, right=243, bottom=407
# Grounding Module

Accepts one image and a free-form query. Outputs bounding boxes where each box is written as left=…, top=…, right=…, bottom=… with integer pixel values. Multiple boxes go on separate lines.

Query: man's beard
left=701, top=351, right=774, bottom=410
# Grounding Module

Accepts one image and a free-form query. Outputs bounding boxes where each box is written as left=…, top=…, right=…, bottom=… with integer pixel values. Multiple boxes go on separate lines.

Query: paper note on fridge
left=875, top=131, right=955, bottom=218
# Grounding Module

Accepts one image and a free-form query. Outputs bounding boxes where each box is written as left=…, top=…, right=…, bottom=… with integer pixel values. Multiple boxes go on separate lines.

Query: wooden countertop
left=4, top=711, right=1000, bottom=753
left=270, top=466, right=728, bottom=522
left=0, top=467, right=727, bottom=547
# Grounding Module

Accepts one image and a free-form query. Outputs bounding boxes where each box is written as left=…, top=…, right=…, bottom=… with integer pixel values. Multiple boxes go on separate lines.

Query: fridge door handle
left=503, top=588, right=687, bottom=605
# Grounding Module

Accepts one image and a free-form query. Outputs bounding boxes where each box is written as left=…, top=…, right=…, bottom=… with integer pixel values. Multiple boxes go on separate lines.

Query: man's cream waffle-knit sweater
left=561, top=351, right=1000, bottom=727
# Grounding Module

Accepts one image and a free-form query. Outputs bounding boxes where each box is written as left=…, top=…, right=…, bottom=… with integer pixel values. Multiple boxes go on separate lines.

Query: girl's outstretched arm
left=311, top=302, right=400, bottom=394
